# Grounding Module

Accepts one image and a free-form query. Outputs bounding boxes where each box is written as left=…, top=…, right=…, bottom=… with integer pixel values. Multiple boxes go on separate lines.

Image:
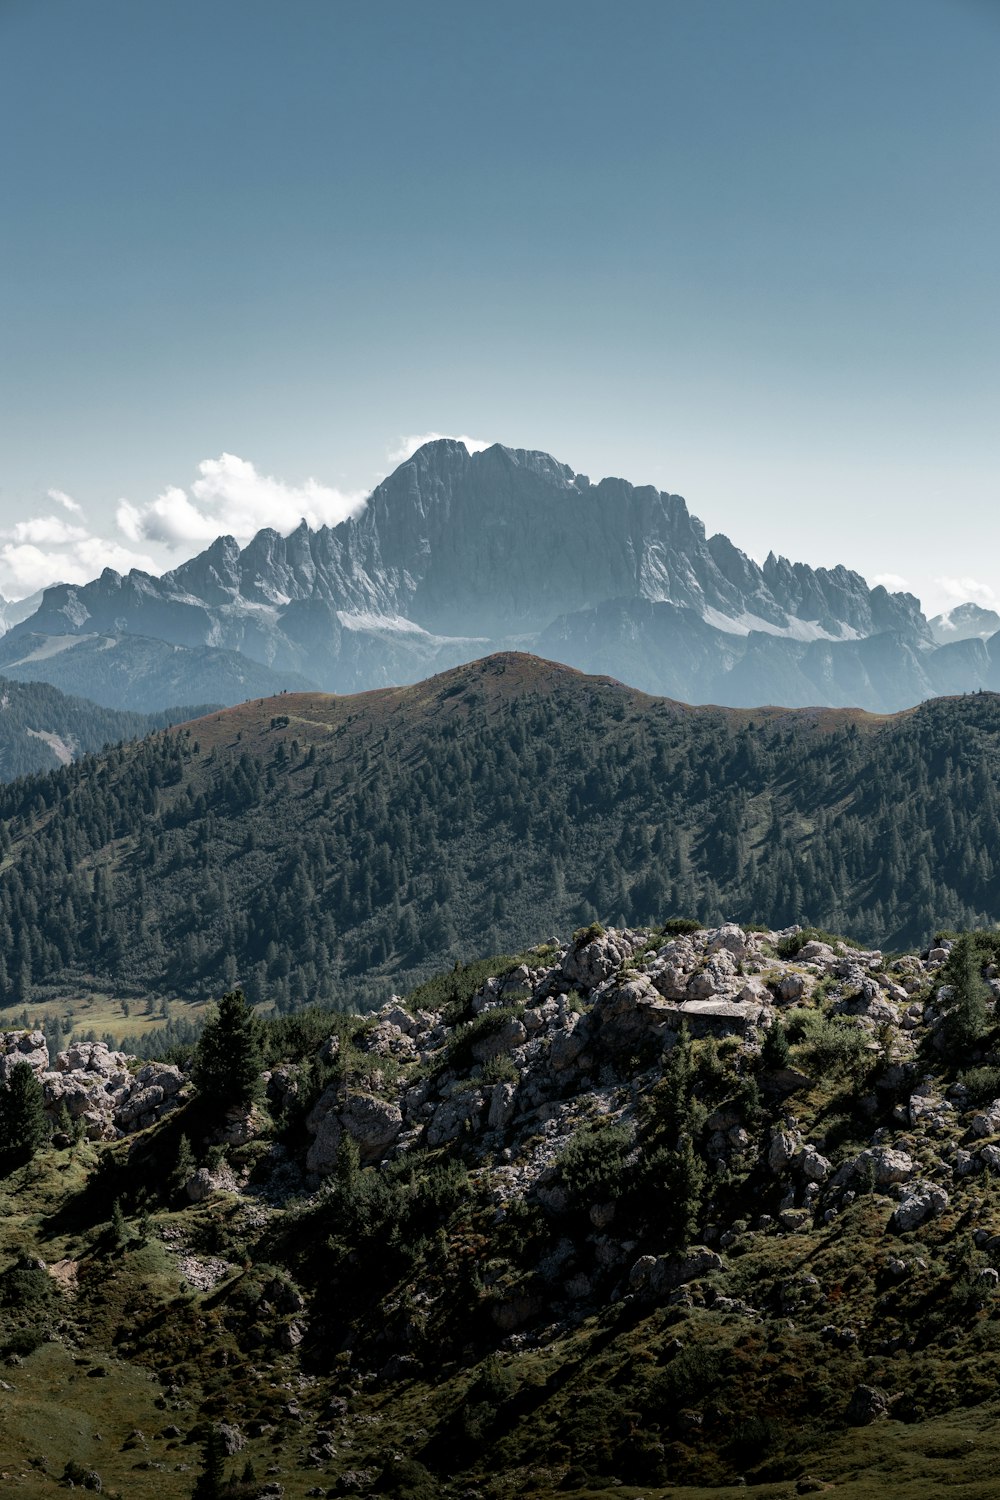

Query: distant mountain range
left=3, top=440, right=998, bottom=711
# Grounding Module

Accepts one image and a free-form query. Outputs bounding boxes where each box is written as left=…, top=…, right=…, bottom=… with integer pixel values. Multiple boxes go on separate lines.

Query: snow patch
left=701, top=607, right=860, bottom=643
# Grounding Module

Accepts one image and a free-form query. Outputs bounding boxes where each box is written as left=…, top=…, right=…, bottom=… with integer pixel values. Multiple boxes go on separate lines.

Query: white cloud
left=935, top=575, right=996, bottom=604
left=117, top=453, right=368, bottom=550
left=4, top=516, right=89, bottom=546
left=872, top=572, right=910, bottom=592
left=0, top=537, right=159, bottom=597
left=47, top=488, right=83, bottom=514
left=387, top=432, right=493, bottom=465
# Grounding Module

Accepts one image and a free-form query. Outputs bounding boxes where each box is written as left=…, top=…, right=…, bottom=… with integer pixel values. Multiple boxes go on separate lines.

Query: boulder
left=706, top=924, right=749, bottom=961
left=306, top=1092, right=403, bottom=1175
left=559, top=928, right=644, bottom=992
left=891, top=1183, right=949, bottom=1232
left=471, top=1016, right=527, bottom=1063
left=845, top=1384, right=889, bottom=1426
left=972, top=1100, right=1000, bottom=1138
left=426, top=1090, right=485, bottom=1148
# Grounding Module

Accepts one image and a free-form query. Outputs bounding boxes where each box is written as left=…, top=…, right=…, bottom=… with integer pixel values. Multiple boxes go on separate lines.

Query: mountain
left=2, top=652, right=1000, bottom=1014
left=5, top=919, right=1000, bottom=1497
left=929, top=600, right=1000, bottom=645
left=7, top=440, right=973, bottom=713
left=0, top=587, right=49, bottom=634
left=0, top=674, right=216, bottom=781
left=0, top=629, right=318, bottom=712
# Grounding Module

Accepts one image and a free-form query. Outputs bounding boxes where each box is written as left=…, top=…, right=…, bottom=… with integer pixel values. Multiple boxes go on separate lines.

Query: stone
left=971, top=1100, right=1000, bottom=1138
left=845, top=1384, right=889, bottom=1426
left=798, top=1145, right=832, bottom=1182
left=768, top=1130, right=801, bottom=1172
left=706, top=923, right=749, bottom=961
left=217, top=1423, right=245, bottom=1456
left=487, top=1080, right=518, bottom=1131
left=891, top=1183, right=949, bottom=1232
left=426, top=1090, right=484, bottom=1148
left=471, top=1016, right=527, bottom=1063
left=306, top=1091, right=403, bottom=1174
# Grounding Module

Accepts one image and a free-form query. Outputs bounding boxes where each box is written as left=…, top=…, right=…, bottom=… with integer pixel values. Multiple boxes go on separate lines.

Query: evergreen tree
left=171, top=1132, right=197, bottom=1201
left=761, top=1018, right=791, bottom=1071
left=110, top=1197, right=130, bottom=1249
left=942, top=935, right=991, bottom=1058
left=193, top=989, right=264, bottom=1109
left=0, top=1060, right=48, bottom=1163
left=191, top=1426, right=226, bottom=1500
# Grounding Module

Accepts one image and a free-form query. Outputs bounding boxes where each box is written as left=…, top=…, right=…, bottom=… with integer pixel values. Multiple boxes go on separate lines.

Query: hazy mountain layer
left=0, top=630, right=317, bottom=712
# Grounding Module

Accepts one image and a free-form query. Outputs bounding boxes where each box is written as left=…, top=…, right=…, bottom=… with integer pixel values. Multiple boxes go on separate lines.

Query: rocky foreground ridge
left=7, top=920, right=1000, bottom=1496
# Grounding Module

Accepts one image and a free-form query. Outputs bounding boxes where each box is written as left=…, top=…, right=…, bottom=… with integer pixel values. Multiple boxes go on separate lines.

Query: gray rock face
left=892, top=1183, right=949, bottom=1232
left=306, top=1090, right=404, bottom=1175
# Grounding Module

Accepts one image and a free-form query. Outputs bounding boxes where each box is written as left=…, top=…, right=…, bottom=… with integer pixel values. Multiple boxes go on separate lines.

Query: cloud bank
left=935, top=575, right=996, bottom=604
left=117, top=453, right=367, bottom=550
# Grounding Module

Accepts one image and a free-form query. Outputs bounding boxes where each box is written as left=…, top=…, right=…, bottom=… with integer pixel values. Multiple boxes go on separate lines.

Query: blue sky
left=0, top=0, right=997, bottom=615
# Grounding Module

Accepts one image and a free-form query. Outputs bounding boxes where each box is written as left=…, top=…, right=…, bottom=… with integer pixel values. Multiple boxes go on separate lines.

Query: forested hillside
left=0, top=653, right=999, bottom=1017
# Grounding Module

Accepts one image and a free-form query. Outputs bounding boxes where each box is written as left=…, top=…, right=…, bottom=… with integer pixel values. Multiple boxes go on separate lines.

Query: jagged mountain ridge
left=929, top=600, right=1000, bottom=645
left=6, top=440, right=959, bottom=711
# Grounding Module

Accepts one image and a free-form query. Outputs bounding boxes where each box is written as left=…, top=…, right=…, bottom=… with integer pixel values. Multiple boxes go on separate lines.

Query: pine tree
left=761, top=1018, right=791, bottom=1071
left=943, top=935, right=991, bottom=1058
left=191, top=1426, right=226, bottom=1500
left=110, top=1197, right=130, bottom=1250
left=0, top=1060, right=49, bottom=1163
left=171, top=1132, right=197, bottom=1201
left=192, top=989, right=264, bottom=1109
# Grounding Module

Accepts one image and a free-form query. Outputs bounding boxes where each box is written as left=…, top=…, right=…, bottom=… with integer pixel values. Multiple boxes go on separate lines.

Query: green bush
left=557, top=1119, right=633, bottom=1205
left=794, top=1013, right=870, bottom=1078
left=960, top=1065, right=1000, bottom=1105
left=408, top=955, right=521, bottom=1027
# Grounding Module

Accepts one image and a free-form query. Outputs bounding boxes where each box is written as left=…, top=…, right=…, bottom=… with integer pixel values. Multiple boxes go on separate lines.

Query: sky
left=0, top=0, right=997, bottom=617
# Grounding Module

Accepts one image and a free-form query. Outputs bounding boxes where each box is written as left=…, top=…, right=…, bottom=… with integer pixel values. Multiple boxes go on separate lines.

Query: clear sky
left=0, top=0, right=997, bottom=616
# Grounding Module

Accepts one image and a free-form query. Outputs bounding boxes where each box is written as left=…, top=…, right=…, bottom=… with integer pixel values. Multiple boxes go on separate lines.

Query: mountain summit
left=6, top=440, right=995, bottom=711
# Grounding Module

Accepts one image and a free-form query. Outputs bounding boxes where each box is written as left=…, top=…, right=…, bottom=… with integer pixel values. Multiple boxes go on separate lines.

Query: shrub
left=960, top=1065, right=1000, bottom=1105
left=795, top=1014, right=870, bottom=1078
left=557, top=1119, right=633, bottom=1205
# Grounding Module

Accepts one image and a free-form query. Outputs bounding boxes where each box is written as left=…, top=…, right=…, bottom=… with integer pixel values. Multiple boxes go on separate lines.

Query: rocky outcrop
left=1, top=1032, right=188, bottom=1141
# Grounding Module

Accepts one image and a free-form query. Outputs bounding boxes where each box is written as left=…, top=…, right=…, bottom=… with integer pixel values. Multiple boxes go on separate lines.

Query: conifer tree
left=191, top=1426, right=226, bottom=1500
left=171, top=1132, right=197, bottom=1201
left=0, top=1060, right=48, bottom=1164
left=192, top=989, right=264, bottom=1109
left=943, top=935, right=991, bottom=1058
left=761, top=1018, right=791, bottom=1071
